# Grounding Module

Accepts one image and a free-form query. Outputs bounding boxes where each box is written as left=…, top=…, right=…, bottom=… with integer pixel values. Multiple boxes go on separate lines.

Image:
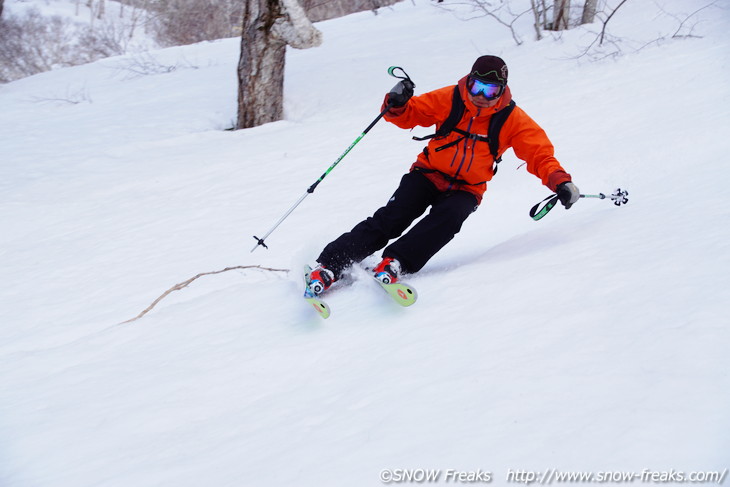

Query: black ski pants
left=317, top=171, right=479, bottom=277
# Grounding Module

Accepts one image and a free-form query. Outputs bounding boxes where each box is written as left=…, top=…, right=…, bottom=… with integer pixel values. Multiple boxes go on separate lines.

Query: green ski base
left=376, top=280, right=418, bottom=307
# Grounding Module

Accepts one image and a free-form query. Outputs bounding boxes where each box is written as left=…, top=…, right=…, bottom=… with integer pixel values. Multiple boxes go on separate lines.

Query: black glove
left=387, top=79, right=414, bottom=107
left=556, top=181, right=580, bottom=209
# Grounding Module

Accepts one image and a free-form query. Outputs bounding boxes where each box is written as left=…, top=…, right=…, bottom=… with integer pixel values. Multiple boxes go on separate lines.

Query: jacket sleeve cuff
left=547, top=170, right=572, bottom=192
left=382, top=94, right=407, bottom=117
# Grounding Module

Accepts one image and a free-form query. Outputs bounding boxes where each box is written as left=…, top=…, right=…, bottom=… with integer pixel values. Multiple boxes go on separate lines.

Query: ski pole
left=579, top=191, right=629, bottom=206
left=251, top=67, right=415, bottom=252
left=250, top=105, right=391, bottom=252
left=530, top=188, right=628, bottom=221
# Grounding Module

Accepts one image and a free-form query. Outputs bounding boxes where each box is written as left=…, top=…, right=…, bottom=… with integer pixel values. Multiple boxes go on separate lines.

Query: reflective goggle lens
left=467, top=78, right=504, bottom=99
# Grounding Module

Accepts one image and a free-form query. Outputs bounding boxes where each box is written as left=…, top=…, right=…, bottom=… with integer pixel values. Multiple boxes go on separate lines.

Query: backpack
left=413, top=85, right=516, bottom=176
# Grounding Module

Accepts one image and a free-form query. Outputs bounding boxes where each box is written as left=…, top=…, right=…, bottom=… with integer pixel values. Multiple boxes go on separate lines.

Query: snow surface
left=1, top=0, right=729, bottom=486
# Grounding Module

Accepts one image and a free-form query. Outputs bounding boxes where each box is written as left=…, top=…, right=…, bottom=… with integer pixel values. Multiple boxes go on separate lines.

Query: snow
left=1, top=0, right=729, bottom=485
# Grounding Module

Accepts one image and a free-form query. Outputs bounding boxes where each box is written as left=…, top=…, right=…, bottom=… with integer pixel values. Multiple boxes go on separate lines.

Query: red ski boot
left=308, top=266, right=335, bottom=295
left=373, top=257, right=401, bottom=284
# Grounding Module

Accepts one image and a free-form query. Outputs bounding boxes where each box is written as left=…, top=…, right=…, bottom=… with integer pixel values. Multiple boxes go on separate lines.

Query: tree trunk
left=529, top=0, right=543, bottom=40
left=0, top=0, right=5, bottom=19
left=236, top=0, right=321, bottom=129
left=552, top=0, right=570, bottom=30
left=581, top=0, right=598, bottom=24
left=237, top=0, right=285, bottom=129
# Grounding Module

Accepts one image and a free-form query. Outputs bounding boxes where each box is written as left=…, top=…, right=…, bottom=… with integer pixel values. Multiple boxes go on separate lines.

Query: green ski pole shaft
left=251, top=102, right=394, bottom=253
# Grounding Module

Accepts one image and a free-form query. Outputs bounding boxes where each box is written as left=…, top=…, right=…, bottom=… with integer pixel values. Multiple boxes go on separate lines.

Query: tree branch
left=669, top=0, right=718, bottom=39
left=599, top=0, right=629, bottom=45
left=120, top=265, right=289, bottom=324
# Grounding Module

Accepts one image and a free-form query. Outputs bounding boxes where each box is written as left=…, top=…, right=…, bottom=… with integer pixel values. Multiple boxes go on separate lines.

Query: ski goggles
left=467, top=77, right=505, bottom=100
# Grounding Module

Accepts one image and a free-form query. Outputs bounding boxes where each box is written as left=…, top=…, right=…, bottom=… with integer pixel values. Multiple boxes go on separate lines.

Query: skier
left=306, top=55, right=580, bottom=295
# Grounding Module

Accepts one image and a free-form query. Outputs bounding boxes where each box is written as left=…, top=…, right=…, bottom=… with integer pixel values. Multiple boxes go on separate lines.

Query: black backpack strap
left=487, top=100, right=516, bottom=175
left=432, top=128, right=489, bottom=153
left=437, top=85, right=465, bottom=137
left=412, top=85, right=464, bottom=142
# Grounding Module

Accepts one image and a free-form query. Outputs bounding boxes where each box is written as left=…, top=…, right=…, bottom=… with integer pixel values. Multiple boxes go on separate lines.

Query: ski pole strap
left=529, top=194, right=560, bottom=221
left=388, top=66, right=412, bottom=82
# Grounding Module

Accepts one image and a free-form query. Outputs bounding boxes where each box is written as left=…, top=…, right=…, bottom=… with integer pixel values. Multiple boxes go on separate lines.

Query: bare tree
left=597, top=0, right=629, bottom=45
left=0, top=8, right=124, bottom=83
left=529, top=0, right=548, bottom=40
left=301, top=0, right=402, bottom=22
left=236, top=0, right=322, bottom=129
left=433, top=0, right=533, bottom=45
left=581, top=0, right=598, bottom=24
left=552, top=0, right=570, bottom=30
left=571, top=0, right=631, bottom=59
left=151, top=0, right=245, bottom=47
left=0, top=0, right=5, bottom=19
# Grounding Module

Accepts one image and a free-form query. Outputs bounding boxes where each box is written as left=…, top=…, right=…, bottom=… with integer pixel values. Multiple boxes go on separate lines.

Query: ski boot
left=307, top=265, right=335, bottom=295
left=373, top=257, right=401, bottom=285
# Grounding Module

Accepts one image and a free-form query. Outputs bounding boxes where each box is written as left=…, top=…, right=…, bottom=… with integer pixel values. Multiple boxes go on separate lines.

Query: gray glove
left=388, top=79, right=414, bottom=107
left=556, top=182, right=580, bottom=209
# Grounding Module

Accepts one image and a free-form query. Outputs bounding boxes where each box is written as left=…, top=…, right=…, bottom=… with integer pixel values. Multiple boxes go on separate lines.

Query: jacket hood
left=457, top=75, right=513, bottom=115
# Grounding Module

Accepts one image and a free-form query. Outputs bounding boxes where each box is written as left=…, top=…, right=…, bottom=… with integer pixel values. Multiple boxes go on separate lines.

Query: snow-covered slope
left=1, top=1, right=728, bottom=486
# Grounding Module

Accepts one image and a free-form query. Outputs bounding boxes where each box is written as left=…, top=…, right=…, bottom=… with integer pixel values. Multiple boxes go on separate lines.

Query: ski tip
left=397, top=285, right=418, bottom=307
left=305, top=296, right=331, bottom=319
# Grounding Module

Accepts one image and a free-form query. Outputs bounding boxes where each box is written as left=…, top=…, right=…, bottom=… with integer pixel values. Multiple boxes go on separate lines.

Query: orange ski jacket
left=383, top=76, right=571, bottom=203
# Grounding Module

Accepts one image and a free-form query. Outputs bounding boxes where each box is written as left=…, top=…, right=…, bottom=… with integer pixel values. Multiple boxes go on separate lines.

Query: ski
left=374, top=278, right=418, bottom=307
left=302, top=265, right=418, bottom=319
left=303, top=265, right=331, bottom=319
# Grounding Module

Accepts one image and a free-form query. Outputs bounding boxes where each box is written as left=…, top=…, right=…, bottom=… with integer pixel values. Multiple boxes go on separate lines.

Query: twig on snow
left=120, top=265, right=289, bottom=324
